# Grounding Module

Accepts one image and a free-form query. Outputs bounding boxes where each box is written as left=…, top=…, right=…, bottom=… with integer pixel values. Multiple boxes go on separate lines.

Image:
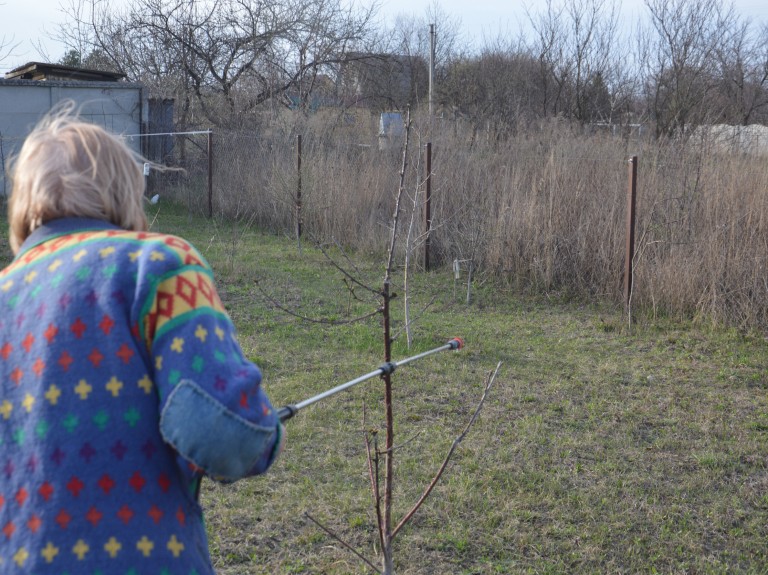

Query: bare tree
left=527, top=0, right=621, bottom=123
left=377, top=1, right=464, bottom=111
left=363, top=113, right=497, bottom=574
left=336, top=50, right=428, bottom=111
left=57, top=0, right=379, bottom=128
left=527, top=0, right=570, bottom=117
left=594, top=30, right=638, bottom=127
left=639, top=0, right=732, bottom=137
left=435, top=0, right=631, bottom=137
left=387, top=1, right=463, bottom=78
left=52, top=0, right=98, bottom=66
left=0, top=3, right=21, bottom=67
left=438, top=39, right=541, bottom=136
left=564, top=0, right=620, bottom=123
left=714, top=18, right=768, bottom=125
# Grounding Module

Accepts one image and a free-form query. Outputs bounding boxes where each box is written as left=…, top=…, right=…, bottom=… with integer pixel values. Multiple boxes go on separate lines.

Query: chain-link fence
left=134, top=121, right=403, bottom=252
left=124, top=130, right=214, bottom=217
left=4, top=120, right=767, bottom=331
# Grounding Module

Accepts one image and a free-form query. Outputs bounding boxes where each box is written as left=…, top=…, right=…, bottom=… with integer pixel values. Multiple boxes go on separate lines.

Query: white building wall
left=0, top=79, right=147, bottom=194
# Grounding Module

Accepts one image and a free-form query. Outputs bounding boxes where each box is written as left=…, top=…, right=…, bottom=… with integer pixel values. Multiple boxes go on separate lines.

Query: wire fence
left=123, top=130, right=213, bottom=217
left=2, top=120, right=767, bottom=331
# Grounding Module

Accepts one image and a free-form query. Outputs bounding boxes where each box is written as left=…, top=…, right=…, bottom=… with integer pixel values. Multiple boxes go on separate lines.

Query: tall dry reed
left=200, top=112, right=768, bottom=332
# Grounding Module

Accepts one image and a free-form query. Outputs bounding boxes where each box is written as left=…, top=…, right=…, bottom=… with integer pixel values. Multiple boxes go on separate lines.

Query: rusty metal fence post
left=624, top=156, right=638, bottom=309
left=296, top=134, right=303, bottom=246
left=207, top=130, right=213, bottom=218
left=424, top=142, right=432, bottom=271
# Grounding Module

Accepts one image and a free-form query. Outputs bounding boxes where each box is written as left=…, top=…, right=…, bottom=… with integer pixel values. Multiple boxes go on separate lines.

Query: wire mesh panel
left=207, top=125, right=399, bottom=245
left=212, top=131, right=293, bottom=232
left=123, top=131, right=212, bottom=217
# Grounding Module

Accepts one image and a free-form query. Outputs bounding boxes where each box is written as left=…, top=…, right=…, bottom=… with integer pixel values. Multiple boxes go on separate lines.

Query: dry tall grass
left=171, top=112, right=768, bottom=332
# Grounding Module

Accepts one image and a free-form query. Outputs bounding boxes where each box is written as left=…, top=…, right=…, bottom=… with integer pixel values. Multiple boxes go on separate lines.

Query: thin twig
left=377, top=430, right=424, bottom=456
left=314, top=238, right=381, bottom=296
left=253, top=279, right=382, bottom=325
left=342, top=278, right=370, bottom=304
left=391, top=362, right=502, bottom=540
left=362, top=403, right=386, bottom=555
left=390, top=296, right=436, bottom=343
left=385, top=106, right=412, bottom=280
left=304, top=512, right=382, bottom=575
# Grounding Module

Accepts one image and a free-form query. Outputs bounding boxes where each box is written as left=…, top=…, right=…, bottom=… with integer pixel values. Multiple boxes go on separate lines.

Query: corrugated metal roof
left=5, top=62, right=125, bottom=82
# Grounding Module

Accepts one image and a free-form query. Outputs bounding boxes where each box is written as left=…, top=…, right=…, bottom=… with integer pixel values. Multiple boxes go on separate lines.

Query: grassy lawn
left=147, top=203, right=768, bottom=574
left=7, top=201, right=767, bottom=574
left=143, top=203, right=768, bottom=574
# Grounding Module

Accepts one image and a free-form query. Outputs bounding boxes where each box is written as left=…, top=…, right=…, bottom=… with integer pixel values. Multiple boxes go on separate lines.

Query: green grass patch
left=140, top=202, right=768, bottom=574
left=7, top=200, right=768, bottom=574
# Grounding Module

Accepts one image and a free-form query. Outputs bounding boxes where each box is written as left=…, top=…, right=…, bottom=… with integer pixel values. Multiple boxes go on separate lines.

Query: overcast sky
left=2, top=0, right=767, bottom=72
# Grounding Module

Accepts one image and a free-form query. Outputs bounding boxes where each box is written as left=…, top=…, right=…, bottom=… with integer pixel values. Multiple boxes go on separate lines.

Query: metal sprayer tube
left=293, top=368, right=386, bottom=411
left=277, top=338, right=464, bottom=422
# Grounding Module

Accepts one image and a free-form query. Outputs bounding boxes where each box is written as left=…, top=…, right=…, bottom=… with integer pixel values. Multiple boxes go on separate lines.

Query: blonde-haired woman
left=0, top=105, right=284, bottom=574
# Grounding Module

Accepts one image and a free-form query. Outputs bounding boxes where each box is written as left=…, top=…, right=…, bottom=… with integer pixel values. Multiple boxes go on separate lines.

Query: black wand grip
left=277, top=405, right=298, bottom=422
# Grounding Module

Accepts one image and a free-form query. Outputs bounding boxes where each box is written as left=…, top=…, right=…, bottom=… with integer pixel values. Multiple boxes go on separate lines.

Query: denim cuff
left=160, top=379, right=278, bottom=482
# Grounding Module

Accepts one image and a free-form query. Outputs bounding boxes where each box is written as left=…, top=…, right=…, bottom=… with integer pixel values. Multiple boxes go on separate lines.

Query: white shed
left=0, top=62, right=148, bottom=195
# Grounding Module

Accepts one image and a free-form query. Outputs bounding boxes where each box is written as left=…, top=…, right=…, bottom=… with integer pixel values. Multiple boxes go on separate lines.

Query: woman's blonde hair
left=7, top=102, right=148, bottom=253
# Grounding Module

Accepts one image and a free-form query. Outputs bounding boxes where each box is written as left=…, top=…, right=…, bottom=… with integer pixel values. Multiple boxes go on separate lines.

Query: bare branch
left=314, top=238, right=381, bottom=297
left=376, top=430, right=424, bottom=456
left=391, top=362, right=502, bottom=540
left=304, top=512, right=382, bottom=574
left=252, top=279, right=382, bottom=325
left=390, top=296, right=436, bottom=344
left=362, top=403, right=386, bottom=556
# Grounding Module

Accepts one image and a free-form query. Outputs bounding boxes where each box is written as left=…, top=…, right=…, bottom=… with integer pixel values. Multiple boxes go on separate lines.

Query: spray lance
left=276, top=337, right=465, bottom=422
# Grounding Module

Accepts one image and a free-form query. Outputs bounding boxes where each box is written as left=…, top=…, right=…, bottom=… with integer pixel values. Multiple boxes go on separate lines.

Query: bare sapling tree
left=335, top=110, right=498, bottom=575
left=370, top=109, right=497, bottom=575
left=365, top=118, right=499, bottom=564
left=401, top=131, right=420, bottom=349
left=401, top=125, right=438, bottom=349
left=253, top=111, right=499, bottom=574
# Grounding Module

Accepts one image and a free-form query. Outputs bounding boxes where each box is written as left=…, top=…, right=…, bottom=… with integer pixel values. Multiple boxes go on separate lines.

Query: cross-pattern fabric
left=0, top=218, right=280, bottom=574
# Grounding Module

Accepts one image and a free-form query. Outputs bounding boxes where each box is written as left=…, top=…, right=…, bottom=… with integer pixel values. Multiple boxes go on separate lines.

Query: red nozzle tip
left=450, top=337, right=464, bottom=350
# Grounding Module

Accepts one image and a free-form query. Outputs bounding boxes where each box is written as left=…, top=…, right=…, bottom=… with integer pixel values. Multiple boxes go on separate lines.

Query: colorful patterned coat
left=0, top=218, right=282, bottom=574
